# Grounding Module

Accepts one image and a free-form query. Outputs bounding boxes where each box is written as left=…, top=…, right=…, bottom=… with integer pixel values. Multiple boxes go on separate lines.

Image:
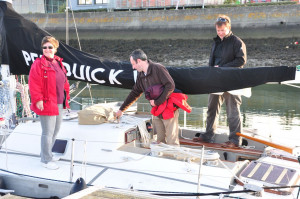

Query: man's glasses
left=42, top=46, right=54, bottom=50
left=216, top=17, right=228, bottom=22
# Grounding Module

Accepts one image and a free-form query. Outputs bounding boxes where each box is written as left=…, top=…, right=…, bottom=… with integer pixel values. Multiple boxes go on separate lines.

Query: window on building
left=78, top=0, right=93, bottom=5
left=95, top=0, right=108, bottom=4
left=45, top=0, right=65, bottom=13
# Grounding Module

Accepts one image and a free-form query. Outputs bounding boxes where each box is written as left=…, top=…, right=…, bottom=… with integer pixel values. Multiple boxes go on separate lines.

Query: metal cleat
left=243, top=183, right=264, bottom=197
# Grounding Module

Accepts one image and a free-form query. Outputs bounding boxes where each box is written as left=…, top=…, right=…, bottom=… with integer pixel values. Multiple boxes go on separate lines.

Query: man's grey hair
left=130, top=49, right=148, bottom=62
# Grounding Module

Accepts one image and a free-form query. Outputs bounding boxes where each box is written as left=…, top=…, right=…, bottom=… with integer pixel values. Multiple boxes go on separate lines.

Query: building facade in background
left=74, top=0, right=109, bottom=10
left=10, top=0, right=229, bottom=13
left=12, top=0, right=45, bottom=13
left=12, top=0, right=109, bottom=13
left=10, top=0, right=299, bottom=14
left=12, top=0, right=66, bottom=13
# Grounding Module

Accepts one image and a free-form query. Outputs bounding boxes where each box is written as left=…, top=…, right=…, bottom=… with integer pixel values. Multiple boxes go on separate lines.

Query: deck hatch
left=240, top=161, right=297, bottom=186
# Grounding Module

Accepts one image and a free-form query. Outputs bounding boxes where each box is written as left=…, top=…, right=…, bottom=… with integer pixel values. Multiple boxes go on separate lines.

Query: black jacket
left=209, top=32, right=247, bottom=68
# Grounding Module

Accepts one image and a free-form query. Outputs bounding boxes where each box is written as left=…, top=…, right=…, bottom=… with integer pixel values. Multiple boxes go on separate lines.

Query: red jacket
left=151, top=93, right=192, bottom=120
left=29, top=55, right=70, bottom=116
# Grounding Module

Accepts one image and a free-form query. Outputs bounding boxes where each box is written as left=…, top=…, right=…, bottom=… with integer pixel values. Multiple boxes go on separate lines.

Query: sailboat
left=1, top=1, right=300, bottom=198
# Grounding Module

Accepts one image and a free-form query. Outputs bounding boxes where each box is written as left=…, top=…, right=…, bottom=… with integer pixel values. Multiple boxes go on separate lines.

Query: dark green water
left=69, top=83, right=300, bottom=136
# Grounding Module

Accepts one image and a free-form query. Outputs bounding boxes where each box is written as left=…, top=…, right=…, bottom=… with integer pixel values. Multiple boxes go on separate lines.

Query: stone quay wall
left=22, top=4, right=300, bottom=40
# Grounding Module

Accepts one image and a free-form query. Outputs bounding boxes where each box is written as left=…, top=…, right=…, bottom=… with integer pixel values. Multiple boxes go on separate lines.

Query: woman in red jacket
left=29, top=36, right=70, bottom=170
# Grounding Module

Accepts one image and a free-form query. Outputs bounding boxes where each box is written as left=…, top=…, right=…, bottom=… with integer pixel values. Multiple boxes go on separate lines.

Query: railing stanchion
left=69, top=138, right=75, bottom=182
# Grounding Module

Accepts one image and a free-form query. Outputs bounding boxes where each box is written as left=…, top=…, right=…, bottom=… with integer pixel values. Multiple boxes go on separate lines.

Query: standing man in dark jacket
left=115, top=49, right=180, bottom=146
left=194, top=14, right=247, bottom=148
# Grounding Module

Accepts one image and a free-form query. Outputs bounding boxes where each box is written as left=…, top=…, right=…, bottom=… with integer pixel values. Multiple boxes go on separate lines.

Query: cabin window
left=95, top=0, right=108, bottom=4
left=78, top=0, right=93, bottom=5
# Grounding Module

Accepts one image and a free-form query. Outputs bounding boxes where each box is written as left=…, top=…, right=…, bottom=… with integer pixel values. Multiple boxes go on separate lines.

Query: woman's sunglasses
left=42, top=46, right=54, bottom=50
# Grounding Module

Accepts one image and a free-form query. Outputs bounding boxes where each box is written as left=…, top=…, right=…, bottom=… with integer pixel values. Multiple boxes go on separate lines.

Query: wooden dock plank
left=64, top=186, right=168, bottom=199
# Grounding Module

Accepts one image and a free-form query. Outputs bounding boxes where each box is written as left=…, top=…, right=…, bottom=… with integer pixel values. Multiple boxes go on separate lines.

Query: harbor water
left=70, top=83, right=300, bottom=147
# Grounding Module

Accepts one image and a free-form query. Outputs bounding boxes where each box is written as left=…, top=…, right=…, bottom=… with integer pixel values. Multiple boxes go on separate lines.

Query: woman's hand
left=36, top=101, right=44, bottom=111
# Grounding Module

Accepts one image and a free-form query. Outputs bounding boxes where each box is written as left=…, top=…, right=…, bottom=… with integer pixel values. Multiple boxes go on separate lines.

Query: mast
left=66, top=0, right=69, bottom=45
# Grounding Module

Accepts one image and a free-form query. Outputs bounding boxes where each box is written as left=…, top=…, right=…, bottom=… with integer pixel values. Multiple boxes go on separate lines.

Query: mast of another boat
left=63, top=0, right=94, bottom=106
left=66, top=0, right=69, bottom=45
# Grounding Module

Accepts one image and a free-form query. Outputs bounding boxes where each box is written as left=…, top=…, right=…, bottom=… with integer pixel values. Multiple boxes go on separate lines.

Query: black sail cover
left=1, top=2, right=296, bottom=94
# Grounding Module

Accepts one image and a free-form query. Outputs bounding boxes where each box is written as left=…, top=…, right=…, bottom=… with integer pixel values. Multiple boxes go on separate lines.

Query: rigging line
left=222, top=196, right=247, bottom=199
left=150, top=184, right=300, bottom=197
left=2, top=126, right=231, bottom=151
left=0, top=135, right=127, bottom=145
left=0, top=150, right=239, bottom=180
left=67, top=0, right=81, bottom=50
left=83, top=157, right=223, bottom=178
left=84, top=167, right=227, bottom=191
left=69, top=99, right=82, bottom=106
left=87, top=83, right=94, bottom=105
left=70, top=84, right=91, bottom=104
left=218, top=159, right=244, bottom=184
left=0, top=152, right=216, bottom=190
left=0, top=167, right=229, bottom=197
left=67, top=0, right=89, bottom=104
left=106, top=186, right=245, bottom=197
left=281, top=82, right=300, bottom=89
left=153, top=189, right=256, bottom=197
left=0, top=130, right=148, bottom=147
left=0, top=149, right=148, bottom=166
